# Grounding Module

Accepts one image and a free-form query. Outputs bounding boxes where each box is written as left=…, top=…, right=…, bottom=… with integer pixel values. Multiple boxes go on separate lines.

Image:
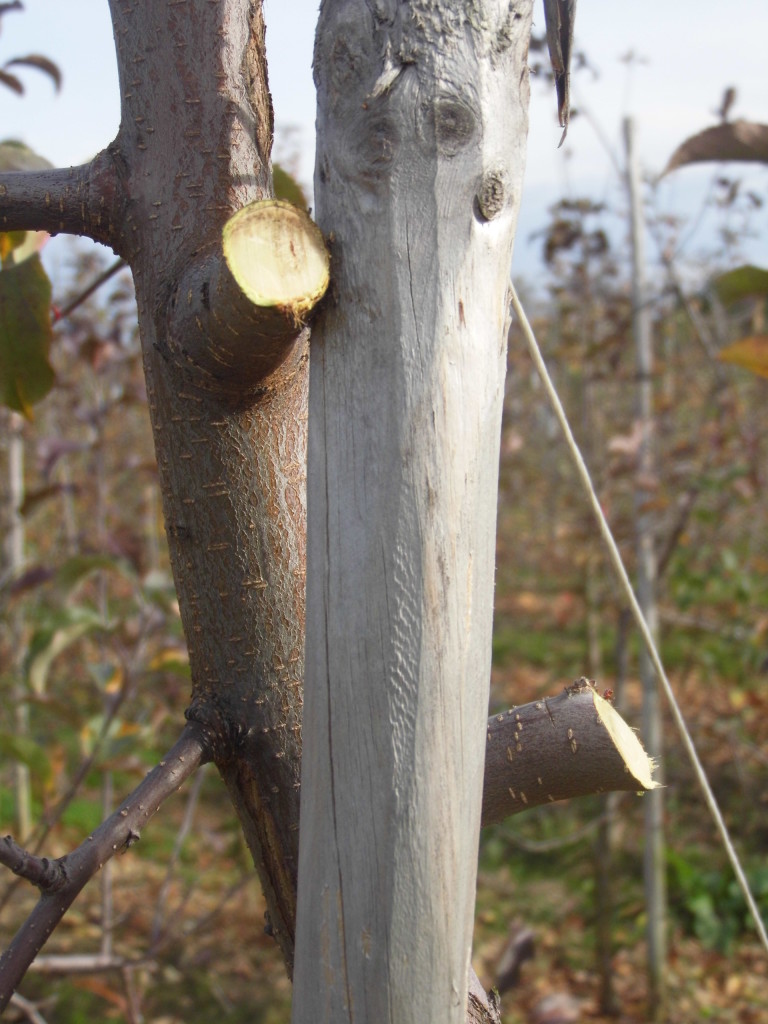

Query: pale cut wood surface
left=294, top=3, right=534, bottom=1023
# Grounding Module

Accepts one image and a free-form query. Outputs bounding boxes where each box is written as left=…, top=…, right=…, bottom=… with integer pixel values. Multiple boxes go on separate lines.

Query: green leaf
left=27, top=608, right=106, bottom=695
left=0, top=254, right=54, bottom=415
left=712, top=264, right=768, bottom=305
left=0, top=731, right=51, bottom=782
left=80, top=713, right=145, bottom=759
left=273, top=163, right=309, bottom=211
left=61, top=796, right=102, bottom=834
left=86, top=660, right=123, bottom=693
left=25, top=692, right=89, bottom=729
left=55, top=553, right=137, bottom=590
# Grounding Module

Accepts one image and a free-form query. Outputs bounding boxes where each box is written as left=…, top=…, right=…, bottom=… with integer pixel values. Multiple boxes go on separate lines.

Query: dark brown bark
left=483, top=684, right=655, bottom=825
left=0, top=155, right=122, bottom=248
left=103, top=0, right=307, bottom=969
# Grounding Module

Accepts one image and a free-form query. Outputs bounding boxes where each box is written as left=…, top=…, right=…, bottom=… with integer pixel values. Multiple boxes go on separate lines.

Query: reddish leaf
left=0, top=254, right=55, bottom=415
left=717, top=336, right=768, bottom=379
left=662, top=121, right=768, bottom=175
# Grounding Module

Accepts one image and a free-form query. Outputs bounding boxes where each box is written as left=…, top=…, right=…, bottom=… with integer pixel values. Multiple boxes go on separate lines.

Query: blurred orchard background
left=1, top=2, right=768, bottom=1021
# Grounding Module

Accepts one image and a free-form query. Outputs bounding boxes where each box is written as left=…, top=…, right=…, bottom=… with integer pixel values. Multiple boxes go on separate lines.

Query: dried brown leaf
left=662, top=120, right=768, bottom=176
left=717, top=335, right=768, bottom=379
left=5, top=53, right=61, bottom=91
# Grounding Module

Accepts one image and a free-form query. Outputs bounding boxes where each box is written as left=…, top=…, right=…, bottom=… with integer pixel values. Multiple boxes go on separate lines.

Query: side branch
left=0, top=723, right=209, bottom=1011
left=0, top=149, right=124, bottom=251
left=482, top=681, right=658, bottom=826
left=165, top=201, right=329, bottom=401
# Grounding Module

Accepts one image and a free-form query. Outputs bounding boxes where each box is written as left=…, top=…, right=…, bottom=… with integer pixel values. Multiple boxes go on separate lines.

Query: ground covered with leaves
left=2, top=658, right=766, bottom=1023
left=471, top=654, right=768, bottom=1024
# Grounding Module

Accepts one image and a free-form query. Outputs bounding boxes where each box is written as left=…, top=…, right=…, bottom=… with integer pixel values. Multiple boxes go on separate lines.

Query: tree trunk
left=294, top=4, right=533, bottom=1022
left=105, top=0, right=309, bottom=969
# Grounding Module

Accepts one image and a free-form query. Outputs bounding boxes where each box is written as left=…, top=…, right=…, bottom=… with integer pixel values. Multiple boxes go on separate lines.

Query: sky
left=2, top=0, right=767, bottom=290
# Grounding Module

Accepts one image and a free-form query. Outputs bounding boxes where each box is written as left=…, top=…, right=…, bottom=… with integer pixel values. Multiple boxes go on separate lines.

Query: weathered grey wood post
left=293, top=3, right=533, bottom=1022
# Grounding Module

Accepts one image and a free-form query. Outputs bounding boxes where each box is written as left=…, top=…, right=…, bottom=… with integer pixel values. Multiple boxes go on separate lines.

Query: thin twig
left=0, top=723, right=210, bottom=1011
left=101, top=772, right=115, bottom=959
left=52, top=258, right=127, bottom=322
left=151, top=872, right=253, bottom=958
left=151, top=763, right=208, bottom=943
left=502, top=810, right=610, bottom=853
left=122, top=964, right=144, bottom=1024
left=28, top=954, right=131, bottom=975
left=656, top=482, right=700, bottom=580
left=9, top=992, right=49, bottom=1024
left=0, top=673, right=132, bottom=916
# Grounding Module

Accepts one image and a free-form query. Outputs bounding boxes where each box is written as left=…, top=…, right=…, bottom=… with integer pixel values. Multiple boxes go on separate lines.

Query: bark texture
left=103, top=0, right=306, bottom=968
left=483, top=683, right=657, bottom=825
left=294, top=3, right=534, bottom=1023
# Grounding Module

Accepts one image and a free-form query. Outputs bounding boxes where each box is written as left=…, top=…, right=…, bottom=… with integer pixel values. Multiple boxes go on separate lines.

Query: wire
left=508, top=280, right=768, bottom=955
